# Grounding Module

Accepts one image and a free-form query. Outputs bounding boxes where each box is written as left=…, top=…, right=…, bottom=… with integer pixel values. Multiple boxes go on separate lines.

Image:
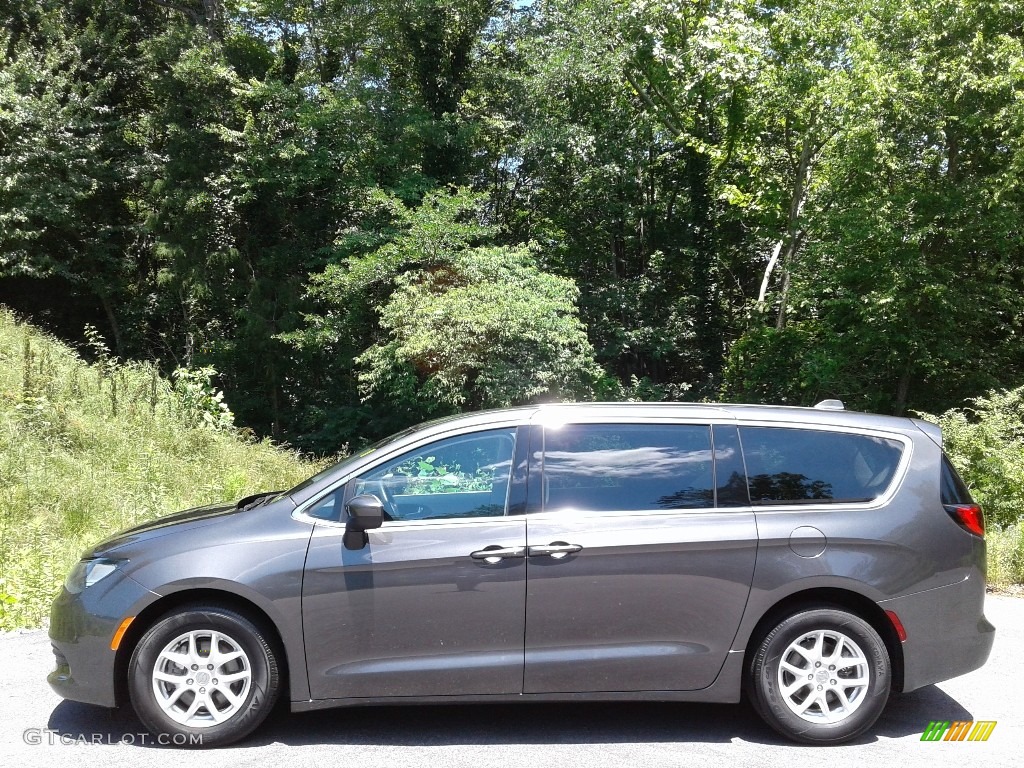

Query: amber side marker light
left=110, top=617, right=135, bottom=651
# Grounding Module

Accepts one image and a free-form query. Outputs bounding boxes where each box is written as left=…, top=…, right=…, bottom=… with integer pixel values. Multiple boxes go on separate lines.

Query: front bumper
left=880, top=572, right=995, bottom=693
left=48, top=569, right=158, bottom=708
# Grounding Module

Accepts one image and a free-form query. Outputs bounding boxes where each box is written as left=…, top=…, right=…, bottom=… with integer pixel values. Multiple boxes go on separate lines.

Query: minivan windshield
left=278, top=426, right=418, bottom=500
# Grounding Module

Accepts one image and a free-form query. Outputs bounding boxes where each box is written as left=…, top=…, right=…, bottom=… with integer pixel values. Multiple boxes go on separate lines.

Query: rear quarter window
left=739, top=426, right=904, bottom=505
left=940, top=455, right=974, bottom=505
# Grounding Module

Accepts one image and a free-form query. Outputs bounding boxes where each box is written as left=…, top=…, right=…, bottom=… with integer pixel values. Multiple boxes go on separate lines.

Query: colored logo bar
left=921, top=721, right=997, bottom=742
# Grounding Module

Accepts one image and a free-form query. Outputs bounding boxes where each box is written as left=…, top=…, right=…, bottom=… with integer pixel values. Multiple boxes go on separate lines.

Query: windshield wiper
left=238, top=491, right=283, bottom=511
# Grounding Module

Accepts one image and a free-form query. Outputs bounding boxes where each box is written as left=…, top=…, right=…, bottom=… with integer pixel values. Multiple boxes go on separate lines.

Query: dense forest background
left=2, top=0, right=1023, bottom=454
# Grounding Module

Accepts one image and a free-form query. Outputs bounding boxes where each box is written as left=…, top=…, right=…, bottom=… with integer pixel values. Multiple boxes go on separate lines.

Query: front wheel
left=748, top=608, right=890, bottom=744
left=128, top=606, right=280, bottom=747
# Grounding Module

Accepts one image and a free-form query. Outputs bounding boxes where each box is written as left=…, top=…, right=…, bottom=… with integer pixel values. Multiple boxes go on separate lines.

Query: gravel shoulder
left=1, top=595, right=1021, bottom=767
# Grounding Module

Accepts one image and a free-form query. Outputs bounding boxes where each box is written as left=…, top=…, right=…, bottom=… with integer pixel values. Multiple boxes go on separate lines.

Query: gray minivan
left=48, top=401, right=994, bottom=746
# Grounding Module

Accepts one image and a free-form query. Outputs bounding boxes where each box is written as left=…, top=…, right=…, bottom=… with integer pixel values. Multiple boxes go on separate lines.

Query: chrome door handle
left=528, top=542, right=582, bottom=559
left=470, top=545, right=527, bottom=563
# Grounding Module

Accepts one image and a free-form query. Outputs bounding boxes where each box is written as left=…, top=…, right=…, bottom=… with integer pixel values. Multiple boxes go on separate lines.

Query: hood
left=85, top=500, right=251, bottom=557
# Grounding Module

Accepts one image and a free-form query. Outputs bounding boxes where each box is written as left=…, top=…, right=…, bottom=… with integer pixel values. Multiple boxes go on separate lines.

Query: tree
left=292, top=188, right=601, bottom=435
left=738, top=0, right=877, bottom=329
left=488, top=0, right=761, bottom=395
left=724, top=0, right=1024, bottom=415
left=0, top=0, right=168, bottom=354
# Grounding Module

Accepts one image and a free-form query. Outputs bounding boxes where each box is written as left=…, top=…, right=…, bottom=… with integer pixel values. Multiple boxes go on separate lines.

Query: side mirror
left=346, top=494, right=385, bottom=531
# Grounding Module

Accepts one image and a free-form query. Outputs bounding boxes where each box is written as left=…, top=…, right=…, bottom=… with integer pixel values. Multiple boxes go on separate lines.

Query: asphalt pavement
left=1, top=594, right=1021, bottom=767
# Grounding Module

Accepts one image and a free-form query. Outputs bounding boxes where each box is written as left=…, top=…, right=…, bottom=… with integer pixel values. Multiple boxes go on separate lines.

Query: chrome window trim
left=293, top=416, right=916, bottom=524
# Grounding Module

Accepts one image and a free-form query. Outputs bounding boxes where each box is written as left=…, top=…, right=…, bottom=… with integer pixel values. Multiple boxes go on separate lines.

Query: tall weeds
left=0, top=309, right=314, bottom=629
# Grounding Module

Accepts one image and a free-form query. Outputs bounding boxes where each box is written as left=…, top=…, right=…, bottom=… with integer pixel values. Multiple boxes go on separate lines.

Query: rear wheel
left=748, top=608, right=890, bottom=744
left=128, top=606, right=280, bottom=747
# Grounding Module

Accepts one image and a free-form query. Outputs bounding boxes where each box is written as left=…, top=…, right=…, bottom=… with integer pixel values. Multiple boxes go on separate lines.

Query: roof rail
left=814, top=399, right=846, bottom=411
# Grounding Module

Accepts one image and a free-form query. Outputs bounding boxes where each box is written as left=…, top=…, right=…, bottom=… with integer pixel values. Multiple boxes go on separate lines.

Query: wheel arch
left=740, top=587, right=905, bottom=693
left=113, top=588, right=293, bottom=708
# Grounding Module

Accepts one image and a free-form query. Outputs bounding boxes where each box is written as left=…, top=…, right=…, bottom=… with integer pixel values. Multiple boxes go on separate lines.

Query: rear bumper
left=879, top=574, right=994, bottom=693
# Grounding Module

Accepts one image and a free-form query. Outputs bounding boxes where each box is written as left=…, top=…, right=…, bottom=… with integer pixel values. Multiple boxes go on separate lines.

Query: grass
left=988, top=524, right=1024, bottom=587
left=0, top=308, right=316, bottom=629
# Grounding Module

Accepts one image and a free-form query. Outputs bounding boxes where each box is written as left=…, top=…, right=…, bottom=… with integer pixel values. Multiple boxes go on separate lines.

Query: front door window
left=352, top=428, right=517, bottom=521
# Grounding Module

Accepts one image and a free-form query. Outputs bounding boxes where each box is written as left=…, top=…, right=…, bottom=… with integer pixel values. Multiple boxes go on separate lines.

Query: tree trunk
left=774, top=268, right=792, bottom=330
left=686, top=146, right=721, bottom=389
left=894, top=358, right=913, bottom=415
left=97, top=290, right=124, bottom=356
left=758, top=131, right=817, bottom=318
left=758, top=239, right=785, bottom=305
left=180, top=288, right=194, bottom=368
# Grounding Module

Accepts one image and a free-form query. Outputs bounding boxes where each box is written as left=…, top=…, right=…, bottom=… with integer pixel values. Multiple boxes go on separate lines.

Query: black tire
left=128, top=605, right=280, bottom=748
left=748, top=608, right=890, bottom=744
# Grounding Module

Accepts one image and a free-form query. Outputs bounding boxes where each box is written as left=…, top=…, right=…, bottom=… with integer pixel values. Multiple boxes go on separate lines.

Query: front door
left=303, top=426, right=528, bottom=699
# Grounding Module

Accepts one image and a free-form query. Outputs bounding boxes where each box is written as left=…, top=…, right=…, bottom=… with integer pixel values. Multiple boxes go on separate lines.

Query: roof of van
left=402, top=401, right=931, bottom=436
left=525, top=401, right=925, bottom=431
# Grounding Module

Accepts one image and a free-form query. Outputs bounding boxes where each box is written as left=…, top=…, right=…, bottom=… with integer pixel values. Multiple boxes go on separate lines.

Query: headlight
left=64, top=558, right=124, bottom=594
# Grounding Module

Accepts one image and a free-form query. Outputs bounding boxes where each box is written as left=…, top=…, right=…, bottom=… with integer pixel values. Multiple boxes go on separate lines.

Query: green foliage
left=0, top=309, right=314, bottom=629
left=720, top=325, right=837, bottom=406
left=983, top=528, right=1024, bottom=589
left=728, top=0, right=1024, bottom=414
left=295, top=188, right=601, bottom=423
left=825, top=2, right=1015, bottom=397
left=922, top=387, right=1024, bottom=529
left=388, top=454, right=494, bottom=494
left=987, top=525, right=1024, bottom=587
left=359, top=242, right=600, bottom=412
left=172, top=367, right=235, bottom=430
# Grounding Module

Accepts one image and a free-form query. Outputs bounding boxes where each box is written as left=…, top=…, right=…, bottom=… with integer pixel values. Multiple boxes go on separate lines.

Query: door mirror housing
left=346, top=494, right=385, bottom=531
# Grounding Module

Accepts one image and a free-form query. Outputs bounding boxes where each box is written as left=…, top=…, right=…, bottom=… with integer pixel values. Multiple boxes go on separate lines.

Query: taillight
left=945, top=503, right=985, bottom=537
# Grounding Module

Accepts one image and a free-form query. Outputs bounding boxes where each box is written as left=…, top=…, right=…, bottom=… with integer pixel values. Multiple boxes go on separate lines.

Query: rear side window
left=542, top=424, right=714, bottom=511
left=739, top=427, right=903, bottom=505
left=940, top=455, right=974, bottom=505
